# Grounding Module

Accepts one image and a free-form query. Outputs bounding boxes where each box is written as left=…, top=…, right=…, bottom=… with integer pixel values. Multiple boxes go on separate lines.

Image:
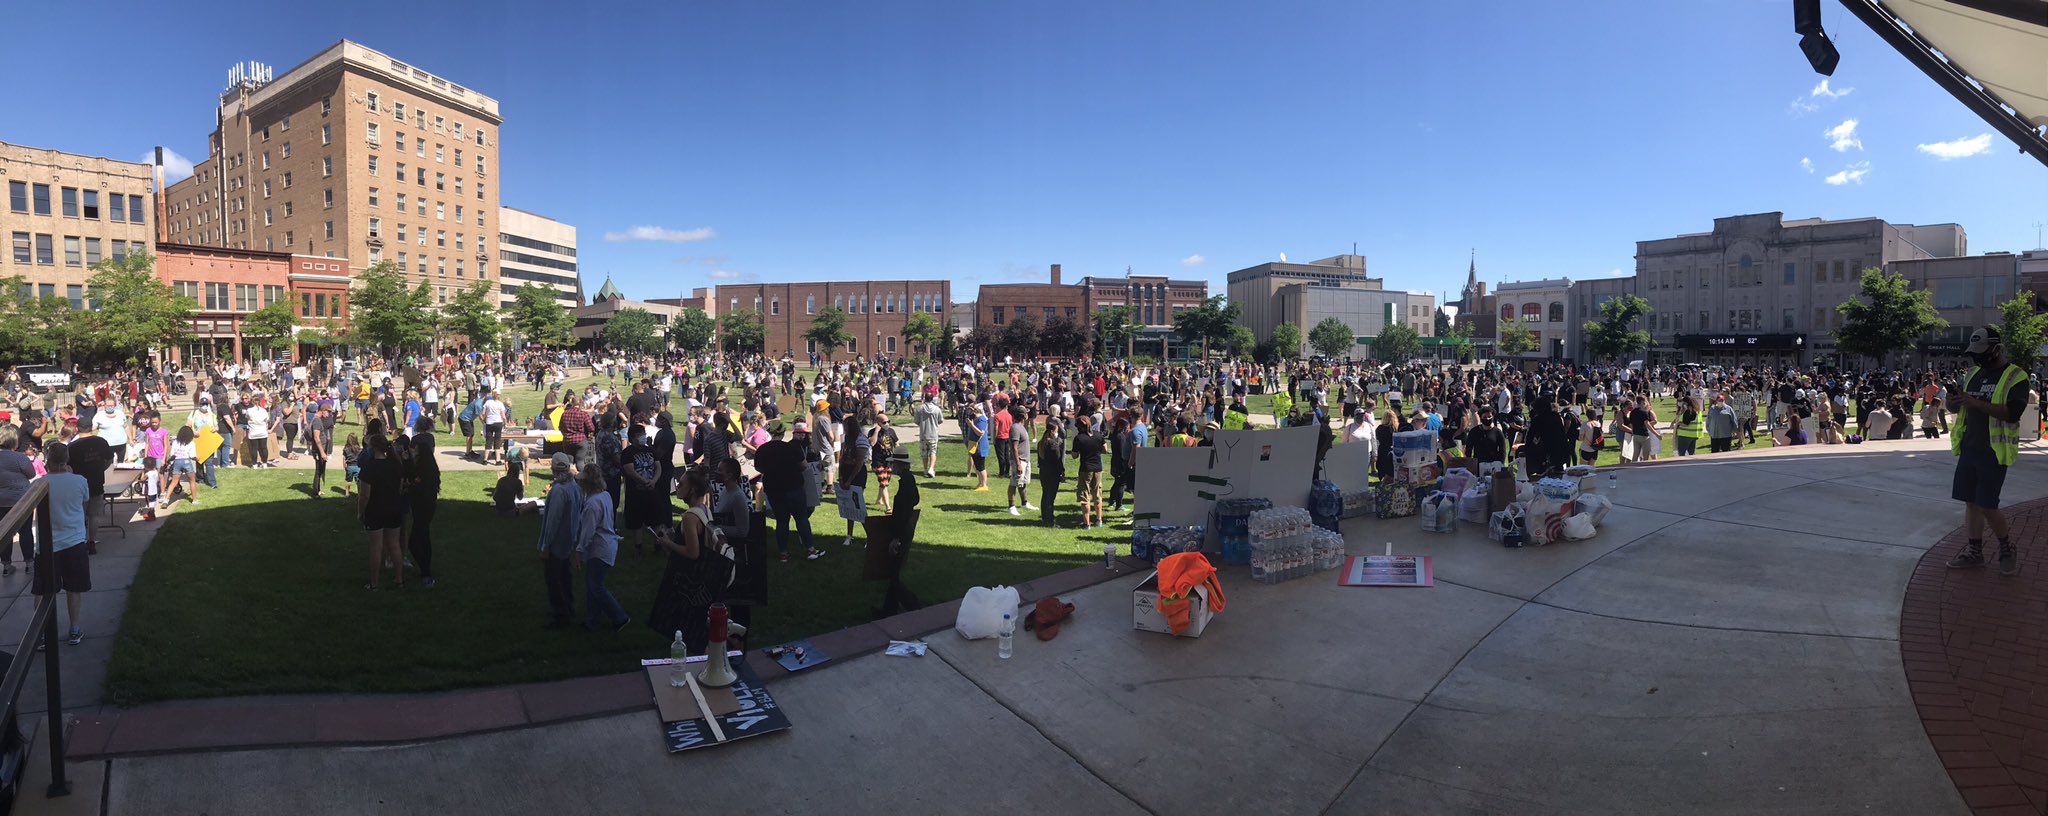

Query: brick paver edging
left=1903, top=494, right=2048, bottom=815
left=65, top=556, right=1153, bottom=759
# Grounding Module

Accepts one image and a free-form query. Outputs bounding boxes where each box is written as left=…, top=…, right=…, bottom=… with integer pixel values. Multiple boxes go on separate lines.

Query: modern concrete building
left=708, top=279, right=951, bottom=358
left=1890, top=252, right=2019, bottom=359
left=2, top=141, right=157, bottom=301
left=1492, top=278, right=1573, bottom=359
left=497, top=206, right=578, bottom=308
left=163, top=42, right=503, bottom=309
left=1626, top=212, right=1964, bottom=367
left=1228, top=254, right=1434, bottom=358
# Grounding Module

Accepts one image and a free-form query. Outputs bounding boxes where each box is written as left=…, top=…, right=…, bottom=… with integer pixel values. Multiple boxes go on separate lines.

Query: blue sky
left=6, top=1, right=2044, bottom=303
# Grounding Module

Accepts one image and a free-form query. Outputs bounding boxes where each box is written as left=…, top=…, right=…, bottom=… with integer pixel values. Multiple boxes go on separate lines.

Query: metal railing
left=0, top=482, right=70, bottom=800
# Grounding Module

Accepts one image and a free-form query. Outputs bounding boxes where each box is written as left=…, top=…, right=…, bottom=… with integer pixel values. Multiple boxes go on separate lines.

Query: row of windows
left=1643, top=257, right=1870, bottom=291
left=387, top=252, right=471, bottom=279
left=9, top=233, right=141, bottom=267
left=1500, top=302, right=1567, bottom=323
left=166, top=281, right=287, bottom=313
left=989, top=306, right=1084, bottom=326
left=365, top=188, right=483, bottom=228
left=500, top=266, right=578, bottom=285
left=812, top=292, right=943, bottom=316
left=499, top=249, right=576, bottom=272
left=361, top=92, right=489, bottom=148
left=500, top=233, right=575, bottom=257
left=8, top=182, right=146, bottom=223
left=14, top=283, right=88, bottom=309
left=298, top=291, right=345, bottom=319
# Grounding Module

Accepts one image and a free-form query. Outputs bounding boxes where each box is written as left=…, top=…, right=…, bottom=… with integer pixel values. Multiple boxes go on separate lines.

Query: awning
left=1840, top=0, right=2048, bottom=165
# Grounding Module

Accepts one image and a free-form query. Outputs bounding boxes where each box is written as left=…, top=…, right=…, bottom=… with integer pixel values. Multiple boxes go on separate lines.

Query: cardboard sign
left=662, top=661, right=792, bottom=753
left=1338, top=555, right=1434, bottom=588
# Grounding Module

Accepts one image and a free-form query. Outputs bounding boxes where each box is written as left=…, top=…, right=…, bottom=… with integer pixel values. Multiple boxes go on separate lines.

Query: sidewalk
left=68, top=437, right=2033, bottom=815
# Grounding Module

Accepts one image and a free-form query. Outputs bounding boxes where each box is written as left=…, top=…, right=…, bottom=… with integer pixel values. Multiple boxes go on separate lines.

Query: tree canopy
left=1835, top=268, right=1946, bottom=365
left=1094, top=305, right=1137, bottom=357
left=1998, top=295, right=2048, bottom=372
left=508, top=283, right=575, bottom=348
left=1581, top=293, right=1653, bottom=363
left=1370, top=323, right=1420, bottom=363
left=1270, top=322, right=1303, bottom=360
left=1171, top=296, right=1241, bottom=356
left=720, top=308, right=765, bottom=354
left=1496, top=319, right=1538, bottom=357
left=441, top=280, right=505, bottom=352
left=805, top=305, right=852, bottom=360
left=901, top=310, right=943, bottom=354
left=240, top=299, right=300, bottom=357
left=1001, top=313, right=1042, bottom=357
left=668, top=307, right=716, bottom=353
left=1309, top=317, right=1356, bottom=359
left=351, top=261, right=436, bottom=352
left=602, top=308, right=664, bottom=354
left=1039, top=314, right=1089, bottom=358
left=83, top=253, right=194, bottom=364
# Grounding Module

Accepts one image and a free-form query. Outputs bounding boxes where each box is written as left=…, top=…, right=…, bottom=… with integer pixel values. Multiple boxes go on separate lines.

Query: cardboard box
left=1133, top=571, right=1215, bottom=637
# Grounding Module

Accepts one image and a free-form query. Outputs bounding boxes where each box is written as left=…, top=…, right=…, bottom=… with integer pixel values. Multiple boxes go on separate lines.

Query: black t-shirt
left=1464, top=424, right=1506, bottom=464
left=1071, top=430, right=1105, bottom=473
left=1626, top=408, right=1652, bottom=436
left=755, top=438, right=804, bottom=496
left=69, top=436, right=114, bottom=482
left=1962, top=364, right=2031, bottom=453
left=626, top=391, right=658, bottom=419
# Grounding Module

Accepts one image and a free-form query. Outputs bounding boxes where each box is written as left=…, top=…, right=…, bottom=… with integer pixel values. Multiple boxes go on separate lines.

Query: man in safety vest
left=1947, top=326, right=2031, bottom=576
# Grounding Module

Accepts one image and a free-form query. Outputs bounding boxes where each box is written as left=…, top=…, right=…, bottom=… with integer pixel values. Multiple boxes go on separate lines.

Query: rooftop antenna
left=2035, top=219, right=2045, bottom=249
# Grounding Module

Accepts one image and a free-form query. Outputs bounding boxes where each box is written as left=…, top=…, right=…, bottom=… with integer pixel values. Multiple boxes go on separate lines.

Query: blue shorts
left=1952, top=446, right=2008, bottom=509
left=171, top=458, right=195, bottom=475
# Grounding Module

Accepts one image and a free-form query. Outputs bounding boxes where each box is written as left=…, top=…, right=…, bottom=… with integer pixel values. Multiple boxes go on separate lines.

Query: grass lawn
left=106, top=441, right=1109, bottom=704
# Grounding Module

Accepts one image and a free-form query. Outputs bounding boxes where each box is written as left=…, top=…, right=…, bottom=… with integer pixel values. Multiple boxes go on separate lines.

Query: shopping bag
left=1489, top=504, right=1527, bottom=547
left=1420, top=491, right=1457, bottom=533
left=1440, top=467, right=1476, bottom=498
left=1562, top=512, right=1599, bottom=541
left=956, top=585, right=1020, bottom=640
left=1457, top=484, right=1491, bottom=524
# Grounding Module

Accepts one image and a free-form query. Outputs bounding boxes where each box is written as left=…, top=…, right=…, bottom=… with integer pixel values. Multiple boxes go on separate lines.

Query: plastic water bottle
left=998, top=613, right=1014, bottom=659
left=1607, top=472, right=1618, bottom=495
left=1104, top=540, right=1116, bottom=570
left=668, top=631, right=690, bottom=688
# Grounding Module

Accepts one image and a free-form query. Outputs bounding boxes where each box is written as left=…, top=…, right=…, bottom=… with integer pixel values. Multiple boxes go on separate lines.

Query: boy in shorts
left=35, top=442, right=91, bottom=647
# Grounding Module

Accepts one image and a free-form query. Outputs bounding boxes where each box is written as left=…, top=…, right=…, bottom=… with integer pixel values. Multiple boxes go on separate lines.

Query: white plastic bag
left=1563, top=512, right=1599, bottom=541
left=1573, top=493, right=1614, bottom=526
left=1525, top=496, right=1565, bottom=546
left=955, top=585, right=1020, bottom=640
left=1420, top=491, right=1457, bottom=533
left=1457, top=484, right=1490, bottom=524
left=1441, top=467, right=1476, bottom=498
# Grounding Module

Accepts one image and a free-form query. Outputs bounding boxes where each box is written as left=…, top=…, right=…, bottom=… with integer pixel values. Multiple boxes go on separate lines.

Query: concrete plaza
left=42, top=438, right=2045, bottom=815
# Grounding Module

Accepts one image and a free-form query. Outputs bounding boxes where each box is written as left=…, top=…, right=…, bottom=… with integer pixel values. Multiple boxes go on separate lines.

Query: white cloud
left=1826, top=119, right=1862, bottom=152
left=604, top=225, right=717, bottom=243
left=1917, top=133, right=1994, bottom=160
left=1824, top=161, right=1871, bottom=186
left=705, top=268, right=756, bottom=282
left=671, top=255, right=729, bottom=266
left=1800, top=157, right=1815, bottom=173
left=1180, top=254, right=1205, bottom=267
left=1811, top=79, right=1853, bottom=99
left=145, top=148, right=197, bottom=184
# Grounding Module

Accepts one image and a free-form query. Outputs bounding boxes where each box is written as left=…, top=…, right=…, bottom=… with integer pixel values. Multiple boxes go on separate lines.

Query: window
left=847, top=338, right=858, bottom=354
left=477, top=183, right=484, bottom=201
left=437, top=257, right=446, bottom=276
left=436, top=230, right=446, bottom=248
left=477, top=128, right=487, bottom=146
left=1501, top=304, right=1514, bottom=322
left=81, top=190, right=99, bottom=220
left=454, top=148, right=462, bottom=167
left=1782, top=308, right=1795, bottom=330
left=324, top=220, right=335, bottom=240
left=1783, top=262, right=1796, bottom=285
left=435, top=173, right=444, bottom=191
left=1066, top=307, right=1077, bottom=318
left=1521, top=303, right=1541, bottom=320
left=1985, top=275, right=2013, bottom=307
left=322, top=156, right=333, bottom=177
left=416, top=225, right=426, bottom=246
left=771, top=297, right=780, bottom=316
left=60, top=187, right=77, bottom=218
left=109, top=240, right=125, bottom=262
left=477, top=156, right=486, bottom=175
left=323, top=188, right=334, bottom=208
left=834, top=295, right=843, bottom=311
left=436, top=202, right=445, bottom=220
left=7, top=182, right=23, bottom=213
left=435, top=144, right=444, bottom=163
left=1548, top=302, right=1564, bottom=322
left=173, top=281, right=199, bottom=301
left=396, top=193, right=407, bottom=212
left=262, top=180, right=272, bottom=199
left=1832, top=260, right=1845, bottom=282
left=367, top=122, right=379, bottom=145
left=417, top=197, right=426, bottom=216
left=454, top=179, right=463, bottom=197
left=415, top=110, right=425, bottom=130
left=753, top=296, right=762, bottom=312
left=1935, top=279, right=1976, bottom=310
left=455, top=233, right=464, bottom=250
left=369, top=217, right=381, bottom=238
left=62, top=237, right=79, bottom=266
left=887, top=336, right=897, bottom=353
left=321, top=96, right=331, bottom=115
left=263, top=207, right=273, bottom=227
left=30, top=185, right=48, bottom=216
left=393, top=102, right=404, bottom=120
left=398, top=251, right=408, bottom=269
left=285, top=230, right=294, bottom=247
left=262, top=151, right=272, bottom=170
left=79, top=237, right=101, bottom=267
left=434, top=115, right=445, bottom=133
left=456, top=259, right=464, bottom=277
left=397, top=161, right=407, bottom=184
left=203, top=282, right=228, bottom=310
left=282, top=171, right=293, bottom=189
left=65, top=285, right=83, bottom=310
left=261, top=126, right=270, bottom=142
left=280, top=142, right=291, bottom=159
left=9, top=232, right=26, bottom=264
left=234, top=283, right=258, bottom=311
left=395, top=133, right=406, bottom=154
left=415, top=256, right=425, bottom=275
left=128, top=195, right=144, bottom=223
left=263, top=285, right=285, bottom=306
left=368, top=155, right=379, bottom=176
left=366, top=92, right=379, bottom=112
left=369, top=188, right=380, bottom=208
left=283, top=201, right=294, bottom=218
left=1699, top=310, right=1710, bottom=332
left=417, top=167, right=426, bottom=185
left=806, top=295, right=816, bottom=314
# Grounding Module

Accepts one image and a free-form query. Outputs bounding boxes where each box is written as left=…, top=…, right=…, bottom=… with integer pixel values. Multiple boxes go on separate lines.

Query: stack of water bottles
left=1248, top=507, right=1348, bottom=584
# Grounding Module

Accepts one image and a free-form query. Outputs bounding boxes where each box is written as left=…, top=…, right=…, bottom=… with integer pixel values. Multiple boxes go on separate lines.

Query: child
left=493, top=457, right=529, bottom=517
left=1919, top=398, right=1941, bottom=439
left=342, top=433, right=363, bottom=498
left=873, top=425, right=898, bottom=514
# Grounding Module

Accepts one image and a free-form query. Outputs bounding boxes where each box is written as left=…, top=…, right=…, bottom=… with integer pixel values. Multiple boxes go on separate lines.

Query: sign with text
left=662, top=662, right=792, bottom=753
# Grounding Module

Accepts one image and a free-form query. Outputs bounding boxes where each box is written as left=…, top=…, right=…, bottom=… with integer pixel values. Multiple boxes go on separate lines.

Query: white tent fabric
left=1885, top=0, right=2048, bottom=129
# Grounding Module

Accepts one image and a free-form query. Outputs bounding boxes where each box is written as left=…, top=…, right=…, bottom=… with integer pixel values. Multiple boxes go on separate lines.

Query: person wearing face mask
left=621, top=411, right=669, bottom=557
left=1945, top=327, right=2031, bottom=577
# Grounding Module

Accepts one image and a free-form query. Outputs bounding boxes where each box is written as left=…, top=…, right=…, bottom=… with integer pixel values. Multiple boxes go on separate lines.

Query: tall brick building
left=696, top=280, right=951, bottom=358
left=164, top=41, right=503, bottom=309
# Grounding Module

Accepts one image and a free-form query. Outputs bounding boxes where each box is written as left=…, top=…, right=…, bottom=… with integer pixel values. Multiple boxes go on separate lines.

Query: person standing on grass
left=756, top=422, right=819, bottom=562
left=538, top=454, right=582, bottom=628
left=0, top=428, right=37, bottom=576
left=621, top=412, right=668, bottom=557
left=1107, top=414, right=1134, bottom=513
left=357, top=432, right=406, bottom=590
left=576, top=464, right=629, bottom=632
left=962, top=403, right=991, bottom=492
left=406, top=422, right=441, bottom=590
left=1945, top=327, right=2031, bottom=576
left=33, top=442, right=90, bottom=646
left=1071, top=414, right=1105, bottom=530
left=837, top=405, right=873, bottom=547
left=650, top=470, right=718, bottom=653
left=1034, top=420, right=1064, bottom=525
left=305, top=401, right=333, bottom=498
left=913, top=391, right=943, bottom=479
left=481, top=389, right=508, bottom=465
left=458, top=390, right=482, bottom=460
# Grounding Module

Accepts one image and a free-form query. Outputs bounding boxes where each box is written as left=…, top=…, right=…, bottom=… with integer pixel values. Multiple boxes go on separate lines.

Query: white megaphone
left=700, top=603, right=748, bottom=688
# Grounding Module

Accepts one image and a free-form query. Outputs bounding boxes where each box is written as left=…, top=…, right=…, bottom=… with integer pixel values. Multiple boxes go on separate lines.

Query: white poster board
left=1131, top=447, right=1224, bottom=528
left=1211, top=424, right=1320, bottom=510
left=1323, top=440, right=1373, bottom=494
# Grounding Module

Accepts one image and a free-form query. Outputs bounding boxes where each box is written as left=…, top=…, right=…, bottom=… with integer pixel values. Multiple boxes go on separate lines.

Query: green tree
left=934, top=319, right=959, bottom=361
left=1093, top=305, right=1138, bottom=357
left=1270, top=322, right=1303, bottom=360
left=901, top=310, right=943, bottom=354
left=965, top=325, right=1001, bottom=357
left=720, top=308, right=765, bottom=354
left=1581, top=293, right=1654, bottom=363
left=668, top=307, right=716, bottom=353
left=1370, top=323, right=1421, bottom=363
left=603, top=308, right=664, bottom=354
left=1434, top=309, right=1452, bottom=337
left=1039, top=314, right=1089, bottom=358
left=1226, top=324, right=1256, bottom=357
left=439, top=280, right=505, bottom=352
left=20, top=295, right=83, bottom=366
left=1309, top=316, right=1357, bottom=359
left=1171, top=296, right=1241, bottom=357
left=508, top=283, right=575, bottom=348
left=1836, top=267, right=1947, bottom=366
left=1002, top=313, right=1041, bottom=357
left=352, top=261, right=436, bottom=352
left=240, top=299, right=300, bottom=357
left=81, top=252, right=193, bottom=364
left=1997, top=295, right=2048, bottom=372
left=1497, top=319, right=1538, bottom=357
left=805, top=305, right=852, bottom=361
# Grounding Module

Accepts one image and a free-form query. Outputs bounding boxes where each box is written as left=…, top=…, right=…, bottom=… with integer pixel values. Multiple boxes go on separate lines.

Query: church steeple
left=1461, top=249, right=1479, bottom=304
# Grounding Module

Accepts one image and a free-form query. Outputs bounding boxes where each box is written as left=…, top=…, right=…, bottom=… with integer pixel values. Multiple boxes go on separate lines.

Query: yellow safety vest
left=1674, top=414, right=1703, bottom=440
left=1952, top=364, right=2028, bottom=467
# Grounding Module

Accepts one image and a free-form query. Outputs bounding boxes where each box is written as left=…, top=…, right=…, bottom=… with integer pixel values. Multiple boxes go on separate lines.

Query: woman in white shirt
left=244, top=399, right=273, bottom=467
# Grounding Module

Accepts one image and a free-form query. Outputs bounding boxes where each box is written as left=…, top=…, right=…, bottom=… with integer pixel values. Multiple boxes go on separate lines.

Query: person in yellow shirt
left=353, top=381, right=373, bottom=427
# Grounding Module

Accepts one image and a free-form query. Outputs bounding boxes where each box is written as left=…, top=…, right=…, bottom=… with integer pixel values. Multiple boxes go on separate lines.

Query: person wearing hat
left=537, top=453, right=583, bottom=627
left=1946, top=326, right=2031, bottom=576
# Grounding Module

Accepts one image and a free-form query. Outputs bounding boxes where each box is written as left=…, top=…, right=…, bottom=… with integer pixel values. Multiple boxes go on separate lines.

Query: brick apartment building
left=155, top=244, right=352, bottom=363
left=702, top=280, right=952, bottom=358
left=976, top=264, right=1209, bottom=357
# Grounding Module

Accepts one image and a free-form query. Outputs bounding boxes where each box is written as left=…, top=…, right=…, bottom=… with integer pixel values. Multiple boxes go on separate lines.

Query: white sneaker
left=841, top=536, right=855, bottom=547
left=1009, top=506, right=1021, bottom=516
left=926, top=470, right=936, bottom=478
left=1024, top=503, right=1039, bottom=511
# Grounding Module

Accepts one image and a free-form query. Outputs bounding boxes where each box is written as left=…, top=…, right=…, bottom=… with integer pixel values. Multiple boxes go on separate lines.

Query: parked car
left=14, top=366, right=69, bottom=394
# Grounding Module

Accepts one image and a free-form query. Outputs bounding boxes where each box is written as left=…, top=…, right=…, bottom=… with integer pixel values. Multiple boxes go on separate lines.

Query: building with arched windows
left=1494, top=278, right=1573, bottom=360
